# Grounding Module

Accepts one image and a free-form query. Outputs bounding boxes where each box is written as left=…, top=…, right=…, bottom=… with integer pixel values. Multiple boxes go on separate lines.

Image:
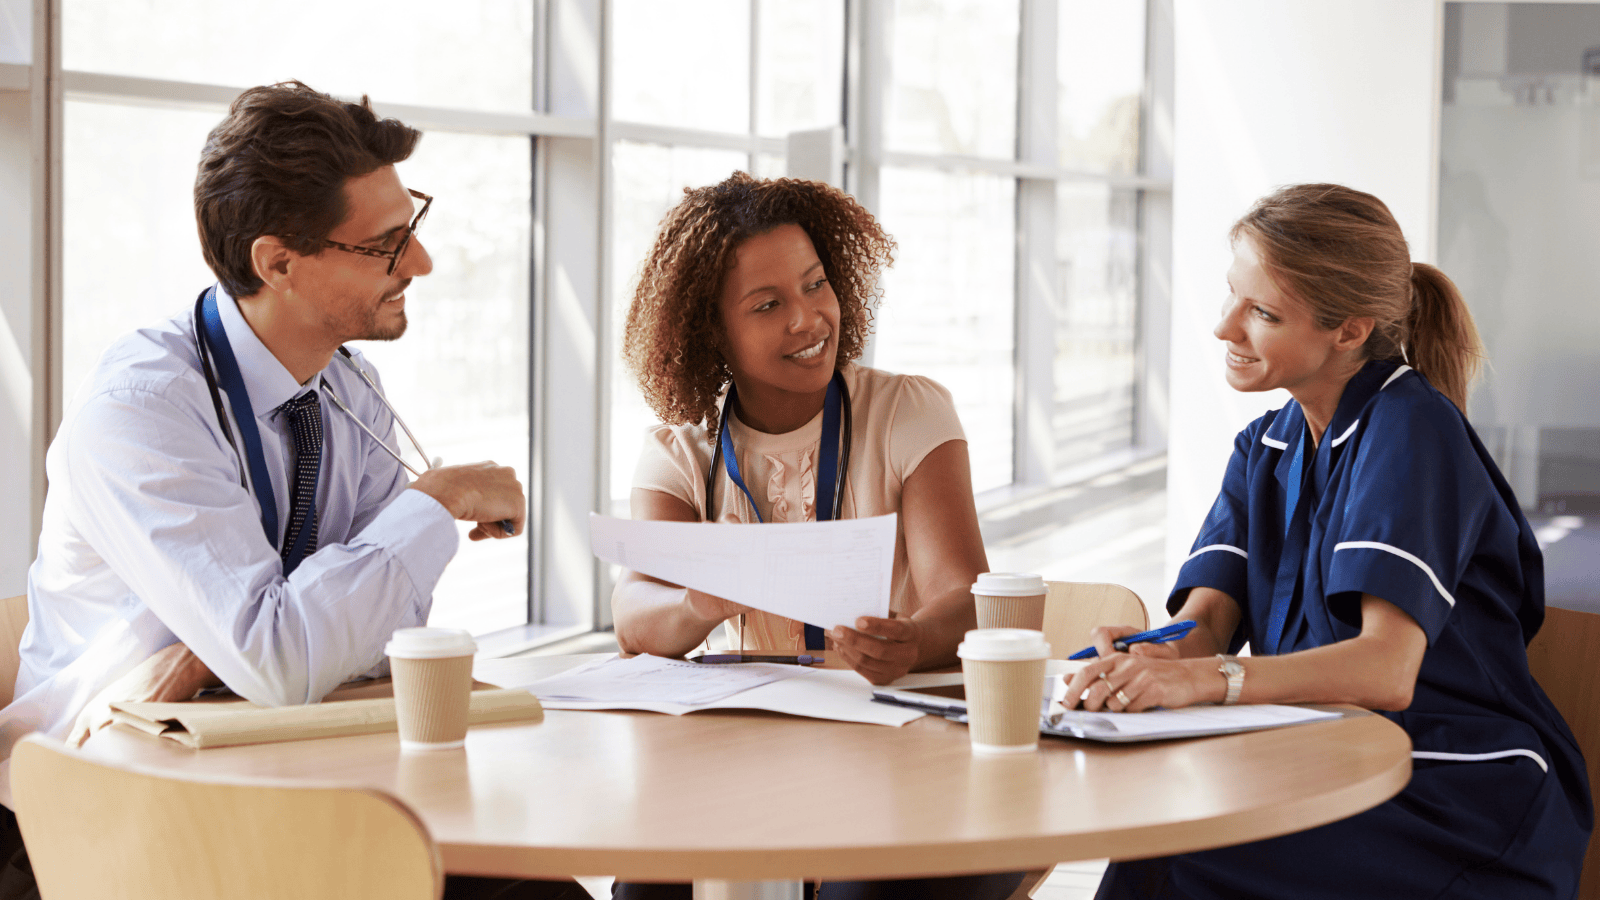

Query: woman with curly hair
left=611, top=173, right=1023, bottom=899
left=615, top=170, right=991, bottom=688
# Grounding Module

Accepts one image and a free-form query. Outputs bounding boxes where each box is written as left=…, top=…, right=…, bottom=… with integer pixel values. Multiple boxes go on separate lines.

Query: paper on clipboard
left=588, top=512, right=896, bottom=630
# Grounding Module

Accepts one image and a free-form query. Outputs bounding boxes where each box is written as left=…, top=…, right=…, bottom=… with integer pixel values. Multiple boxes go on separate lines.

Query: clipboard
left=871, top=677, right=1348, bottom=743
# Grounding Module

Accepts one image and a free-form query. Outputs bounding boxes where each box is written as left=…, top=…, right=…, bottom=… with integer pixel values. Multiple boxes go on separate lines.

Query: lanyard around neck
left=196, top=288, right=280, bottom=549
left=708, top=372, right=850, bottom=651
left=1265, top=423, right=1327, bottom=654
left=713, top=372, right=848, bottom=525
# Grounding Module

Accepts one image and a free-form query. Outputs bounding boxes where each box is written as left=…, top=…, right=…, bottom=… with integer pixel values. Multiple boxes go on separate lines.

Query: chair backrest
left=1526, top=605, right=1600, bottom=900
left=0, top=594, right=29, bottom=706
left=11, top=734, right=443, bottom=900
left=1042, top=581, right=1150, bottom=659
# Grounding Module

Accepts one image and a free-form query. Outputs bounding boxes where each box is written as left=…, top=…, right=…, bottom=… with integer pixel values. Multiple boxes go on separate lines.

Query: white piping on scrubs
left=1330, top=420, right=1361, bottom=447
left=1333, top=541, right=1457, bottom=607
left=1185, top=544, right=1249, bottom=563
left=1413, top=749, right=1548, bottom=773
left=1380, top=364, right=1413, bottom=390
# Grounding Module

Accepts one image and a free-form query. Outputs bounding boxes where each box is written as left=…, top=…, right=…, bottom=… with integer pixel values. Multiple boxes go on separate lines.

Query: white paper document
left=588, top=512, right=896, bottom=629
left=1041, top=703, right=1339, bottom=742
left=485, top=655, right=925, bottom=727
left=517, top=654, right=805, bottom=705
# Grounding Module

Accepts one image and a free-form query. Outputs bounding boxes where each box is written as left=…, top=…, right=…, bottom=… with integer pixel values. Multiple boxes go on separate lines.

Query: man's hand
left=409, top=461, right=526, bottom=540
left=68, top=642, right=221, bottom=746
left=830, top=616, right=924, bottom=685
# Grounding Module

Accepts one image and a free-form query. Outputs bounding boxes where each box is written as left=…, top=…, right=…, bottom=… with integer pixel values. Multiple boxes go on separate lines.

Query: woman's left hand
left=1062, top=645, right=1213, bottom=713
left=831, top=616, right=924, bottom=685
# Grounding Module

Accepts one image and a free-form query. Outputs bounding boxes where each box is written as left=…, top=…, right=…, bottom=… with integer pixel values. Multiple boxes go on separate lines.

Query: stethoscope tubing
left=194, top=295, right=517, bottom=537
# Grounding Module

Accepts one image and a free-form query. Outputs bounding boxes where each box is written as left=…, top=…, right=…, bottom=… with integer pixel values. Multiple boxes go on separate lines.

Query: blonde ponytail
left=1405, top=263, right=1482, bottom=413
left=1232, top=184, right=1483, bottom=414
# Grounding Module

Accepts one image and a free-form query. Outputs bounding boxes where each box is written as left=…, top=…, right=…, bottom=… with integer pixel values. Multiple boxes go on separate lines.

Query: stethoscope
left=703, top=371, right=853, bottom=523
left=192, top=287, right=514, bottom=544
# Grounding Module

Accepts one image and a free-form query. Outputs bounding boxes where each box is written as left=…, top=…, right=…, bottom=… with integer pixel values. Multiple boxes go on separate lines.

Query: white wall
left=1165, top=0, right=1442, bottom=589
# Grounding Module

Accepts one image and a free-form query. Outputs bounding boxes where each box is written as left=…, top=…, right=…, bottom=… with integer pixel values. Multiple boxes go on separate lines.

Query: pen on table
left=691, top=654, right=824, bottom=666
left=1067, top=620, right=1198, bottom=660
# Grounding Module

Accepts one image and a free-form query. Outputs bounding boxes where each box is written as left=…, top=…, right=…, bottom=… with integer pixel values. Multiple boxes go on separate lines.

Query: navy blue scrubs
left=1098, top=360, right=1591, bottom=900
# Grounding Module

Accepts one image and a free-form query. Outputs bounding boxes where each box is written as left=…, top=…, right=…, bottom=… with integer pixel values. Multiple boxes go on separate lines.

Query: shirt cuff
left=357, top=488, right=460, bottom=610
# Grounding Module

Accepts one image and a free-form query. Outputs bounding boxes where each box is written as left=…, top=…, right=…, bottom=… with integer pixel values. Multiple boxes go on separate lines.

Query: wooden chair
left=0, top=594, right=29, bottom=706
left=1525, top=605, right=1600, bottom=900
left=10, top=734, right=443, bottom=900
left=1041, top=581, right=1150, bottom=659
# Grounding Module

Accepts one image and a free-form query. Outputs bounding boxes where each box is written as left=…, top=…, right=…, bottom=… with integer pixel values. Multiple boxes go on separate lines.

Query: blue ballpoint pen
left=1068, top=620, right=1198, bottom=660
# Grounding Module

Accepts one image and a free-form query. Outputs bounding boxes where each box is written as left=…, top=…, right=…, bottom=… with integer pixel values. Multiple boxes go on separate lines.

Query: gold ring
left=1097, top=672, right=1110, bottom=682
left=1115, top=689, right=1131, bottom=706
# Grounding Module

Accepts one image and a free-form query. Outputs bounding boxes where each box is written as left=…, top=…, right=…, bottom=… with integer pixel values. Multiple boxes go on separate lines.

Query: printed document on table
left=588, top=512, right=896, bottom=629
left=493, top=655, right=923, bottom=726
left=520, top=654, right=805, bottom=705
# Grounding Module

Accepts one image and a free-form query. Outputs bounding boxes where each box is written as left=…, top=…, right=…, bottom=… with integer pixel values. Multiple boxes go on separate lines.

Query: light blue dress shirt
left=0, top=286, right=458, bottom=794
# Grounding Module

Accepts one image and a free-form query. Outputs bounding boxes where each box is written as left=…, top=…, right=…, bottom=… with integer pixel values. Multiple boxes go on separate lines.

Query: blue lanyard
left=1265, top=423, right=1334, bottom=654
left=719, top=374, right=845, bottom=525
left=714, top=372, right=848, bottom=649
left=197, top=288, right=280, bottom=550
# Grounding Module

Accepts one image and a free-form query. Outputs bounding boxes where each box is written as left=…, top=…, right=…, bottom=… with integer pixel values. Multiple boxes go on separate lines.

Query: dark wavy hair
left=194, top=80, right=421, bottom=300
left=623, top=172, right=896, bottom=434
left=1232, top=183, right=1483, bottom=411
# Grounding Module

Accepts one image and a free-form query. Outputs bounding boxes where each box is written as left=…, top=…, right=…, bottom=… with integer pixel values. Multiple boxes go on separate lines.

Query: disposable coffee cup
left=385, top=627, right=477, bottom=752
left=958, top=628, right=1050, bottom=755
left=972, top=573, right=1047, bottom=631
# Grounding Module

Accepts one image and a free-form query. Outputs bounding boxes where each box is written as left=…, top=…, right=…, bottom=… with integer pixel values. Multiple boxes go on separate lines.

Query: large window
left=8, top=0, right=1171, bottom=643
left=875, top=168, right=1018, bottom=491
left=51, top=0, right=540, bottom=638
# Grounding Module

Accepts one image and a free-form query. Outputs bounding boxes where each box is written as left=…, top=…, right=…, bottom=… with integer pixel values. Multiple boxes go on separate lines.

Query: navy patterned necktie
left=278, top=391, right=323, bottom=575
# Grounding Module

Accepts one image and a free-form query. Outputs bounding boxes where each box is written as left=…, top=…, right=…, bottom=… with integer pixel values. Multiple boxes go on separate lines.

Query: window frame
left=5, top=0, right=1173, bottom=647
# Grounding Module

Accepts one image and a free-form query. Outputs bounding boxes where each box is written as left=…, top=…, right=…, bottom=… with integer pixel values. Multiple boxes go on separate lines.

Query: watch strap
left=1216, top=654, right=1244, bottom=705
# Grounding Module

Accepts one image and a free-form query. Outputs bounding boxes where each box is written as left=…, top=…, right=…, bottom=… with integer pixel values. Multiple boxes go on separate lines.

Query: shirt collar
left=1324, top=358, right=1404, bottom=447
left=214, top=283, right=324, bottom=418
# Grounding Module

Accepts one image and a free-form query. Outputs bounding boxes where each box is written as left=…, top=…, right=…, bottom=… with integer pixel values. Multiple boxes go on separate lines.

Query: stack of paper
left=490, top=655, right=925, bottom=727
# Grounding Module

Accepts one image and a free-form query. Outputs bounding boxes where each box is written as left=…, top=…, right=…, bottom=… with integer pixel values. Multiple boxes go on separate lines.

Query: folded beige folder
left=109, top=687, right=543, bottom=749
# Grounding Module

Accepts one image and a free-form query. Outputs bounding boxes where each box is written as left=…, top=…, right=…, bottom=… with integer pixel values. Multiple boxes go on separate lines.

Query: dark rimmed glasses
left=305, top=188, right=432, bottom=276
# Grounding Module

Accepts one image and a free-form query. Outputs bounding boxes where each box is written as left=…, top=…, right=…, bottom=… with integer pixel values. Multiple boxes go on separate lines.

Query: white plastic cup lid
left=958, top=628, right=1050, bottom=661
left=385, top=627, right=477, bottom=660
left=971, top=573, right=1047, bottom=597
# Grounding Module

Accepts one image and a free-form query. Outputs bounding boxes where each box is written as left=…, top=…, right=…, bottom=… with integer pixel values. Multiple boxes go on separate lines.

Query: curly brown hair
left=623, top=172, right=895, bottom=435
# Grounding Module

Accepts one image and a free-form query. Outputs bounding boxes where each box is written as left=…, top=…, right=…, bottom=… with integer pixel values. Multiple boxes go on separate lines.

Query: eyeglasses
left=300, top=188, right=432, bottom=276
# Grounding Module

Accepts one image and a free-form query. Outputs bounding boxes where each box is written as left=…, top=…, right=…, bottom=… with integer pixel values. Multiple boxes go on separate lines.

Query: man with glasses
left=0, top=82, right=582, bottom=900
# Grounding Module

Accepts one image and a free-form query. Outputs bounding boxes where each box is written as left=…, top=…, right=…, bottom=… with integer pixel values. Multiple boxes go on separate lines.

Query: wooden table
left=79, top=656, right=1412, bottom=894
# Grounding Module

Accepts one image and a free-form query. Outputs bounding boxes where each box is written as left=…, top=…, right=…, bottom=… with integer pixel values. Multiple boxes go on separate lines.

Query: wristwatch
left=1216, top=654, right=1245, bottom=705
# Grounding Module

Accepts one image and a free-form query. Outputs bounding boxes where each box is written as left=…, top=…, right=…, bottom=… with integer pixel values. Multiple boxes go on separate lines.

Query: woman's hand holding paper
left=830, top=616, right=924, bottom=685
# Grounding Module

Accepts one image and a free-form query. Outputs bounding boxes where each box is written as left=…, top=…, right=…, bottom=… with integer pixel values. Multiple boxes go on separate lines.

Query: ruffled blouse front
left=725, top=407, right=824, bottom=525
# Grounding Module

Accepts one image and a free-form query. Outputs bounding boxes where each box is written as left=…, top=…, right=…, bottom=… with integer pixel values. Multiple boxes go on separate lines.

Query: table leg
left=692, top=880, right=804, bottom=900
